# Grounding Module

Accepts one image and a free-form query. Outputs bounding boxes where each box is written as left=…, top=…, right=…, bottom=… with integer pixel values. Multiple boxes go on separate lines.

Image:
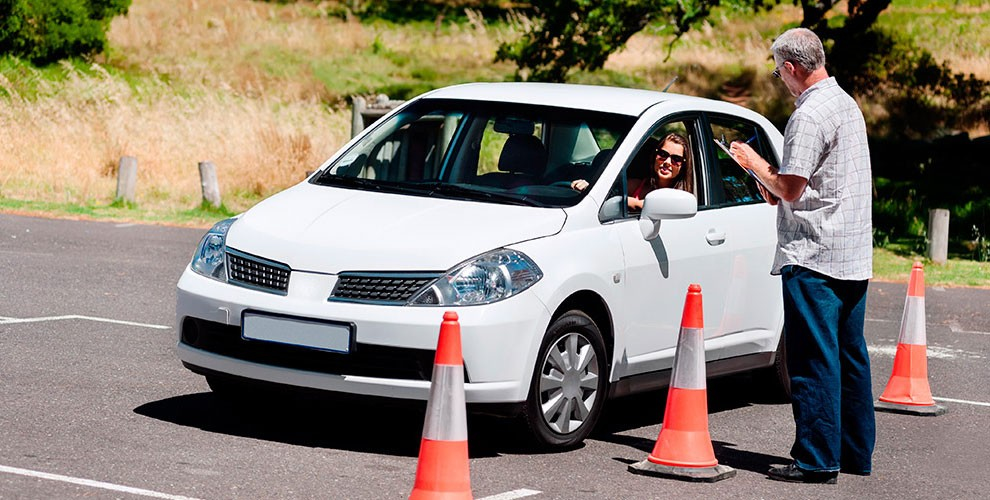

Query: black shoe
left=768, top=463, right=838, bottom=484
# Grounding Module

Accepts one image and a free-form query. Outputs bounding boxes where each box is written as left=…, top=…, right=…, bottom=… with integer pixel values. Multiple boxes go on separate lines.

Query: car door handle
left=706, top=229, right=726, bottom=246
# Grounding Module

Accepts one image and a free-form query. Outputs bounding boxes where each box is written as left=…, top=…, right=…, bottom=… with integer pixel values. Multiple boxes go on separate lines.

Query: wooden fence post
left=198, top=161, right=222, bottom=208
left=115, top=156, right=138, bottom=204
left=351, top=96, right=367, bottom=139
left=350, top=94, right=404, bottom=138
left=928, top=208, right=950, bottom=265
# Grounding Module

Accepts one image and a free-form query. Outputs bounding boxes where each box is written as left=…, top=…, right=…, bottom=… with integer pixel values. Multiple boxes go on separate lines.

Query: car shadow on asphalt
left=134, top=372, right=787, bottom=460
left=133, top=390, right=536, bottom=458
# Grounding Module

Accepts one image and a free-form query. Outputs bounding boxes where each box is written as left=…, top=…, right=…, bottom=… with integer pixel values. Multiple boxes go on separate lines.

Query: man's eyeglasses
left=656, top=148, right=685, bottom=166
left=771, top=61, right=787, bottom=79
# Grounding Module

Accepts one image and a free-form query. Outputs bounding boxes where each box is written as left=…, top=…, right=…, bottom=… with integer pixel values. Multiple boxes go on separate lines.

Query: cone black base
left=874, top=400, right=947, bottom=416
left=628, top=460, right=736, bottom=482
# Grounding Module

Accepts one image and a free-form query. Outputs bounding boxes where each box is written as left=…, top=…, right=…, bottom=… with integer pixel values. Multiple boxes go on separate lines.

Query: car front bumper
left=175, top=267, right=551, bottom=403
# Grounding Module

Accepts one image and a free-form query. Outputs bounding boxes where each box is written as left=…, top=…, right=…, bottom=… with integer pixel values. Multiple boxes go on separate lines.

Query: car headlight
left=190, top=218, right=236, bottom=282
left=409, top=249, right=543, bottom=306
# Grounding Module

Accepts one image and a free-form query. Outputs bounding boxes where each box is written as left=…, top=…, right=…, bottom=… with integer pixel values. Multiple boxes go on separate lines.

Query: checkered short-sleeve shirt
left=773, top=77, right=873, bottom=280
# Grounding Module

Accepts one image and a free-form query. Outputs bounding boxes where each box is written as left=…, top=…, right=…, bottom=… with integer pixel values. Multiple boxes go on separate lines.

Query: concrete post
left=928, top=208, right=950, bottom=265
left=198, top=161, right=222, bottom=208
left=115, top=156, right=138, bottom=204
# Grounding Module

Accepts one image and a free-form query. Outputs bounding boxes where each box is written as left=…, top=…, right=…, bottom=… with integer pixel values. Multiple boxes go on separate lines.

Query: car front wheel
left=523, top=310, right=608, bottom=449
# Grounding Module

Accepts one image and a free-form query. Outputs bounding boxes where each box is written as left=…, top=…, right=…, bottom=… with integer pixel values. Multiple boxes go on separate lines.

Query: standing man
left=730, top=27, right=875, bottom=484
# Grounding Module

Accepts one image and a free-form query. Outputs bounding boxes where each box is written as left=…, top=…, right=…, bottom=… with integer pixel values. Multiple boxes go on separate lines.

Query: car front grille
left=227, top=248, right=290, bottom=295
left=329, top=272, right=440, bottom=304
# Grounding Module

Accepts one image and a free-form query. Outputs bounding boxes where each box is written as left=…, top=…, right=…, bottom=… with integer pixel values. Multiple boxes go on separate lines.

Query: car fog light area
left=190, top=218, right=236, bottom=282
left=410, top=249, right=542, bottom=306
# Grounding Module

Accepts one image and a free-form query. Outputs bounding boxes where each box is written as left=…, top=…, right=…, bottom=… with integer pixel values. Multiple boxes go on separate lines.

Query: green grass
left=873, top=247, right=990, bottom=288
left=0, top=197, right=235, bottom=228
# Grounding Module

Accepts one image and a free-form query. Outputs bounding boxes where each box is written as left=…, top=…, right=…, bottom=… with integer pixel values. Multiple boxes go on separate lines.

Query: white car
left=176, top=82, right=787, bottom=448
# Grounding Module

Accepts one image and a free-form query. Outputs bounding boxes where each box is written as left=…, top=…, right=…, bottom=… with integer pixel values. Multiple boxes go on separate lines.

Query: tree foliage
left=495, top=0, right=723, bottom=82
left=0, top=0, right=131, bottom=65
left=493, top=0, right=986, bottom=136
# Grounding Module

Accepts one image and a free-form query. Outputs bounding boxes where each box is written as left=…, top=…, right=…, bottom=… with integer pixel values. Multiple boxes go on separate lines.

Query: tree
left=496, top=0, right=724, bottom=82
left=0, top=0, right=131, bottom=65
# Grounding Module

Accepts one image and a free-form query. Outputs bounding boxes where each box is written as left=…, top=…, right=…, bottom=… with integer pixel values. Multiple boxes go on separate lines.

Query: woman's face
left=653, top=140, right=685, bottom=187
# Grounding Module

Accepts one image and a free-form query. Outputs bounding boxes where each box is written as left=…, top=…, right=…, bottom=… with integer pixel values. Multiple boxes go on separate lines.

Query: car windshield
left=311, top=98, right=635, bottom=208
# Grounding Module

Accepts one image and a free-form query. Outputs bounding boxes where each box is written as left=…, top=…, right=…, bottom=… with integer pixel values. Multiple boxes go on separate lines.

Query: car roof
left=420, top=82, right=716, bottom=117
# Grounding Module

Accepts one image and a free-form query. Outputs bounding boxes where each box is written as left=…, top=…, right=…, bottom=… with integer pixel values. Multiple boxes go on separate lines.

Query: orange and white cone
left=875, top=262, right=947, bottom=416
left=409, top=311, right=473, bottom=500
left=628, top=284, right=736, bottom=482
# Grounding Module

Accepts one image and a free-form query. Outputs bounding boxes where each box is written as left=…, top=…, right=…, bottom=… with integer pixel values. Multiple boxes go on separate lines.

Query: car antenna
left=661, top=76, right=678, bottom=93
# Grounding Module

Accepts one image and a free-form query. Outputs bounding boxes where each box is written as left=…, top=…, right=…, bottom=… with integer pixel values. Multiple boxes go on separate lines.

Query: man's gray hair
left=771, top=28, right=825, bottom=72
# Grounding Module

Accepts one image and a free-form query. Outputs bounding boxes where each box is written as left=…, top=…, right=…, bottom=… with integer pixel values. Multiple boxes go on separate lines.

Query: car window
left=313, top=99, right=635, bottom=209
left=705, top=114, right=778, bottom=207
left=602, top=118, right=699, bottom=222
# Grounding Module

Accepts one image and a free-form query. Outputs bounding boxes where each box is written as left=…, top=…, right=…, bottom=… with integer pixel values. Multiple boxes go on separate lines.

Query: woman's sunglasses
left=656, top=148, right=685, bottom=166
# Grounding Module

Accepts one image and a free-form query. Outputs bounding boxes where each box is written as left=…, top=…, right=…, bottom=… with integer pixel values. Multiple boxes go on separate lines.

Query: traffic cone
left=628, top=284, right=736, bottom=482
left=409, top=311, right=473, bottom=500
left=875, top=262, right=947, bottom=416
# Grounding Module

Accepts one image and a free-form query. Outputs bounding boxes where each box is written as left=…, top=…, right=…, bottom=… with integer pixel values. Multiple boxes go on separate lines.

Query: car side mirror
left=639, top=188, right=697, bottom=240
left=598, top=195, right=624, bottom=223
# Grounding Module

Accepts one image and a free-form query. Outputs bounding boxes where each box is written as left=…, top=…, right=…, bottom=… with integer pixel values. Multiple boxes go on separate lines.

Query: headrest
left=498, top=134, right=548, bottom=175
left=591, top=148, right=614, bottom=171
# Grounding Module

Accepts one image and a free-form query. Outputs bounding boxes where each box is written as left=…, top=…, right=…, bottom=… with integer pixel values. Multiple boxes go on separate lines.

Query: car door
left=697, top=112, right=782, bottom=360
left=608, top=115, right=734, bottom=378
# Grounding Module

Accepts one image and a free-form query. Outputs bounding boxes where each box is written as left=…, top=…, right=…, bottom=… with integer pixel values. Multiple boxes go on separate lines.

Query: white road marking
left=0, top=465, right=201, bottom=500
left=0, top=315, right=170, bottom=330
left=868, top=344, right=985, bottom=360
left=933, top=397, right=990, bottom=408
left=478, top=489, right=542, bottom=500
left=947, top=321, right=990, bottom=335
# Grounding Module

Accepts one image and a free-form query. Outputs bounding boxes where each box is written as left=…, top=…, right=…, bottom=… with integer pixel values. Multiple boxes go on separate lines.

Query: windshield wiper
left=430, top=183, right=543, bottom=207
left=316, top=175, right=438, bottom=196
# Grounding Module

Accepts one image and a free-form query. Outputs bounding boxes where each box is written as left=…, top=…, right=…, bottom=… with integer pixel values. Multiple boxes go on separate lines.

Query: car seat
left=476, top=134, right=548, bottom=188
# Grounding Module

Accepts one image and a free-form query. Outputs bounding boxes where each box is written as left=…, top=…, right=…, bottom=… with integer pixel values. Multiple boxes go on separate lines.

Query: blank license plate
left=242, top=312, right=352, bottom=353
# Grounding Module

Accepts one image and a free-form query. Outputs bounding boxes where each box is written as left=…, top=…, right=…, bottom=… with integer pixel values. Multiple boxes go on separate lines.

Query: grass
left=0, top=197, right=235, bottom=228
left=1, top=0, right=988, bottom=287
left=873, top=247, right=990, bottom=288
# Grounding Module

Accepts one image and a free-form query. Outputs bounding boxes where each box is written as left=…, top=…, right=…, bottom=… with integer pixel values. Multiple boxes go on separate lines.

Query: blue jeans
left=781, top=265, right=875, bottom=474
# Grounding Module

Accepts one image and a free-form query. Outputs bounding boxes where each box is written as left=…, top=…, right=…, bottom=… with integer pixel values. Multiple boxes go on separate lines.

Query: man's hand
left=729, top=141, right=760, bottom=170
left=730, top=141, right=781, bottom=204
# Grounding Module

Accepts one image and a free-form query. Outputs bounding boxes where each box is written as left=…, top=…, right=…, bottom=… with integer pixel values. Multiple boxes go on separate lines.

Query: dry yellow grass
left=0, top=62, right=350, bottom=213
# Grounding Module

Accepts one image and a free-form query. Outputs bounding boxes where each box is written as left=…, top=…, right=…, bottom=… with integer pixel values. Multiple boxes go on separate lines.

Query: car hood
left=224, top=182, right=566, bottom=273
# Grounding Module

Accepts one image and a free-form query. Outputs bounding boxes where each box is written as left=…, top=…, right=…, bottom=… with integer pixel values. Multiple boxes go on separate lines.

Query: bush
left=0, top=0, right=131, bottom=65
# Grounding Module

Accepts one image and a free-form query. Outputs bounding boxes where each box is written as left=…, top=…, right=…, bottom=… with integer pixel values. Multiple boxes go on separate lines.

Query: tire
left=754, top=330, right=791, bottom=402
left=522, top=310, right=609, bottom=449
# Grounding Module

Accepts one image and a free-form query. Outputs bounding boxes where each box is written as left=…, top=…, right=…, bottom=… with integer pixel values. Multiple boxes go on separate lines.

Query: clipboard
left=714, top=138, right=776, bottom=198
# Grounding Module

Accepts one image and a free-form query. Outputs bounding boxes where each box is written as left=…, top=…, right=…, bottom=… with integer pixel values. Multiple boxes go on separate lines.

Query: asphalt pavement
left=1, top=213, right=988, bottom=499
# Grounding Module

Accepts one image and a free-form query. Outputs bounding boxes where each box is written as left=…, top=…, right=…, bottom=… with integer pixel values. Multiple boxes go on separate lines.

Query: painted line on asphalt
left=947, top=322, right=990, bottom=335
left=478, top=489, right=542, bottom=500
left=0, top=315, right=170, bottom=330
left=933, top=396, right=990, bottom=408
left=0, top=465, right=200, bottom=500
